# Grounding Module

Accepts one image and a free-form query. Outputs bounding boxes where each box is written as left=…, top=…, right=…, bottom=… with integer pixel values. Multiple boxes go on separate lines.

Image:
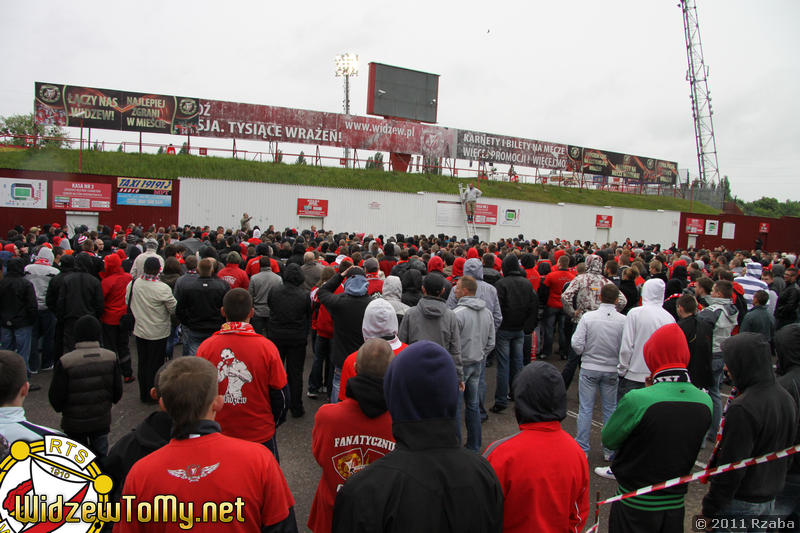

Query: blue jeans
left=774, top=473, right=800, bottom=527
left=708, top=354, right=725, bottom=441
left=542, top=307, right=567, bottom=357
left=463, top=362, right=483, bottom=452
left=714, top=498, right=775, bottom=532
left=494, top=329, right=523, bottom=406
left=1, top=326, right=33, bottom=376
left=30, top=309, right=56, bottom=371
left=165, top=324, right=180, bottom=359
left=577, top=368, right=617, bottom=455
left=330, top=367, right=342, bottom=405
left=479, top=356, right=488, bottom=419
left=181, top=327, right=211, bottom=356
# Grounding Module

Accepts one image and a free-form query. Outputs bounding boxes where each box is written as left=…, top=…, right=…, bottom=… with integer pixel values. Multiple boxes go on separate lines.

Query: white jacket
left=126, top=278, right=177, bottom=340
left=617, top=278, right=675, bottom=382
left=462, top=186, right=482, bottom=203
left=571, top=303, right=626, bottom=373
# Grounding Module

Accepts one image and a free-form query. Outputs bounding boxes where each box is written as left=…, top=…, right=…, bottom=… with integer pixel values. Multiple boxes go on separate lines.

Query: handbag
left=120, top=279, right=136, bottom=331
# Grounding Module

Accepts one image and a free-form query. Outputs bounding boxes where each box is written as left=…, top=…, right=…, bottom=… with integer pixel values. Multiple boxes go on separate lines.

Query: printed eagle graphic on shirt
left=168, top=463, right=220, bottom=482
left=217, top=348, right=252, bottom=405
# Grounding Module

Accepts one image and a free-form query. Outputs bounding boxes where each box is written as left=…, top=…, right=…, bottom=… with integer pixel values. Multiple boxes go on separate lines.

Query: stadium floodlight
left=335, top=53, right=359, bottom=77
left=335, top=53, right=358, bottom=167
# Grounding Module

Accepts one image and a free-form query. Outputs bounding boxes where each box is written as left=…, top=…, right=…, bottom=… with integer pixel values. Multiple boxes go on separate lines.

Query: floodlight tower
left=335, top=53, right=359, bottom=168
left=679, top=0, right=720, bottom=185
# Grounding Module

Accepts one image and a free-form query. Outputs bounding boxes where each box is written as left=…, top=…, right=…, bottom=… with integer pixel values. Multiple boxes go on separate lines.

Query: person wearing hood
left=698, top=279, right=740, bottom=442
left=491, top=254, right=539, bottom=413
left=775, top=324, right=800, bottom=524
left=617, top=278, right=675, bottom=401
left=48, top=253, right=105, bottom=356
left=337, top=298, right=408, bottom=402
left=561, top=254, right=627, bottom=388
left=702, top=333, right=797, bottom=524
left=267, top=263, right=311, bottom=418
left=453, top=276, right=495, bottom=452
left=400, top=268, right=423, bottom=307
left=484, top=361, right=588, bottom=533
left=317, top=264, right=372, bottom=403
left=425, top=254, right=451, bottom=300
left=399, top=275, right=463, bottom=384
left=0, top=258, right=38, bottom=381
left=600, top=323, right=712, bottom=531
left=447, top=256, right=466, bottom=286
left=734, top=261, right=768, bottom=309
left=101, top=253, right=134, bottom=382
left=24, top=247, right=59, bottom=373
left=102, top=363, right=172, bottom=509
left=309, top=339, right=396, bottom=533
left=381, top=275, right=410, bottom=325
left=332, top=341, right=504, bottom=533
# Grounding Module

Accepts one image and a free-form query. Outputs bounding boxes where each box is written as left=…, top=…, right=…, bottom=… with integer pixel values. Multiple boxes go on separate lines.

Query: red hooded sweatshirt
left=101, top=253, right=133, bottom=325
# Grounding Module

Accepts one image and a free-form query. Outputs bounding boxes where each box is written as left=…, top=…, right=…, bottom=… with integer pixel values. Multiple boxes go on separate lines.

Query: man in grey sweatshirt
left=453, top=276, right=495, bottom=452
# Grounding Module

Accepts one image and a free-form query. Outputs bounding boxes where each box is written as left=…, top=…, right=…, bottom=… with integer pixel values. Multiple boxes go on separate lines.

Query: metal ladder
left=457, top=183, right=477, bottom=239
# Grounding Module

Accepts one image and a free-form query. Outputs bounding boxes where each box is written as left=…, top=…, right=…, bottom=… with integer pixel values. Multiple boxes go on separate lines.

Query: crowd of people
left=1, top=216, right=800, bottom=532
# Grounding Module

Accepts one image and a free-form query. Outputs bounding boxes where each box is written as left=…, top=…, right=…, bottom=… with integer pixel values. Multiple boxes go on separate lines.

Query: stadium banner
left=34, top=83, right=677, bottom=179
left=474, top=203, right=498, bottom=225
left=297, top=198, right=328, bottom=217
left=456, top=130, right=582, bottom=173
left=197, top=100, right=456, bottom=158
left=35, top=82, right=199, bottom=135
left=581, top=148, right=677, bottom=184
left=0, top=177, right=47, bottom=209
left=52, top=181, right=112, bottom=211
left=116, top=177, right=173, bottom=207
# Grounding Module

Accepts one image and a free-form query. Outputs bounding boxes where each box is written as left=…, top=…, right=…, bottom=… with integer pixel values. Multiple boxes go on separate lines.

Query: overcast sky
left=2, top=1, right=797, bottom=202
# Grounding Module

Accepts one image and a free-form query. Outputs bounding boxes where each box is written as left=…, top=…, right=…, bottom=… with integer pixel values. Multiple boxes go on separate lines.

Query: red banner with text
left=52, top=181, right=112, bottom=211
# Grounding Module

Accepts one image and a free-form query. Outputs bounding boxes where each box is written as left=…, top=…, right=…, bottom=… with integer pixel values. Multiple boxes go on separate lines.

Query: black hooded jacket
left=332, top=341, right=504, bottom=533
left=46, top=255, right=104, bottom=321
left=495, top=255, right=539, bottom=333
left=0, top=258, right=37, bottom=328
left=401, top=269, right=423, bottom=307
left=678, top=315, right=714, bottom=390
left=101, top=411, right=172, bottom=505
left=344, top=374, right=388, bottom=418
left=702, top=333, right=798, bottom=516
left=777, top=324, right=800, bottom=476
left=513, top=360, right=566, bottom=424
left=267, top=264, right=310, bottom=342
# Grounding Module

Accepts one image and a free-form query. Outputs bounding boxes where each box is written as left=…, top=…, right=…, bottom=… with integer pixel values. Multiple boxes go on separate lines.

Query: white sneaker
left=594, top=466, right=615, bottom=480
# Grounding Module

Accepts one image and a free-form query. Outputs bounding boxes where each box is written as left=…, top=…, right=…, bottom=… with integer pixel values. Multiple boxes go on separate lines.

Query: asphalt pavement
left=23, top=337, right=724, bottom=533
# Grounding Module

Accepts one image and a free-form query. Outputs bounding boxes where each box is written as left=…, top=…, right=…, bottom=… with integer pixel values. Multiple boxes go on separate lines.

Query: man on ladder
left=462, top=183, right=482, bottom=224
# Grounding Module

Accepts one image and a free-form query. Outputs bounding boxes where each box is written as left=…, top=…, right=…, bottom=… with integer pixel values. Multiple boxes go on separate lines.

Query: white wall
left=178, top=178, right=681, bottom=246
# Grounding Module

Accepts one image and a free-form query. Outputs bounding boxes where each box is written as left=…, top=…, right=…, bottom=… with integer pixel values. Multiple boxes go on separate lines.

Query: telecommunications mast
left=679, top=0, right=720, bottom=185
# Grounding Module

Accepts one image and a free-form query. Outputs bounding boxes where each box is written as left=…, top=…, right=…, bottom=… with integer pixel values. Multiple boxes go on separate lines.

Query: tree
left=179, top=142, right=189, bottom=155
left=366, top=152, right=384, bottom=170
left=0, top=113, right=68, bottom=148
left=295, top=151, right=307, bottom=165
left=422, top=155, right=442, bottom=175
left=157, top=146, right=164, bottom=154
left=117, top=144, right=124, bottom=152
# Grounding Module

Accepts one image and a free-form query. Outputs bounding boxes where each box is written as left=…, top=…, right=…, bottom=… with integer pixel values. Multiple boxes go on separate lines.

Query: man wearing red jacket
left=218, top=251, right=249, bottom=289
left=484, top=361, right=589, bottom=533
left=196, top=289, right=289, bottom=461
left=308, top=339, right=396, bottom=533
left=101, top=253, right=134, bottom=382
left=541, top=255, right=576, bottom=359
left=119, top=357, right=297, bottom=533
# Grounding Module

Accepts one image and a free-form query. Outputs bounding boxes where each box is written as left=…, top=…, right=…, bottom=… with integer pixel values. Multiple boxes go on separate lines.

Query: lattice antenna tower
left=680, top=0, right=720, bottom=185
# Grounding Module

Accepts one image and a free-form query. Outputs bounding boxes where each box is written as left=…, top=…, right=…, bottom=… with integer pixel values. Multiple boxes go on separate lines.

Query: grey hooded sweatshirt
left=446, top=258, right=502, bottom=329
left=398, top=295, right=463, bottom=382
left=453, top=296, right=496, bottom=365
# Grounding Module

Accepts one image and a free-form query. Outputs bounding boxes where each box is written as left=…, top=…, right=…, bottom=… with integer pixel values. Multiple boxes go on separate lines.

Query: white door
left=687, top=234, right=697, bottom=249
left=66, top=212, right=99, bottom=235
left=298, top=216, right=324, bottom=231
left=595, top=228, right=610, bottom=245
left=474, top=226, right=491, bottom=244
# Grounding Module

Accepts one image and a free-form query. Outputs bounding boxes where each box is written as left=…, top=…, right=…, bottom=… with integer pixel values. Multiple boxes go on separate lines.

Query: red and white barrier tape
left=585, top=443, right=800, bottom=532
